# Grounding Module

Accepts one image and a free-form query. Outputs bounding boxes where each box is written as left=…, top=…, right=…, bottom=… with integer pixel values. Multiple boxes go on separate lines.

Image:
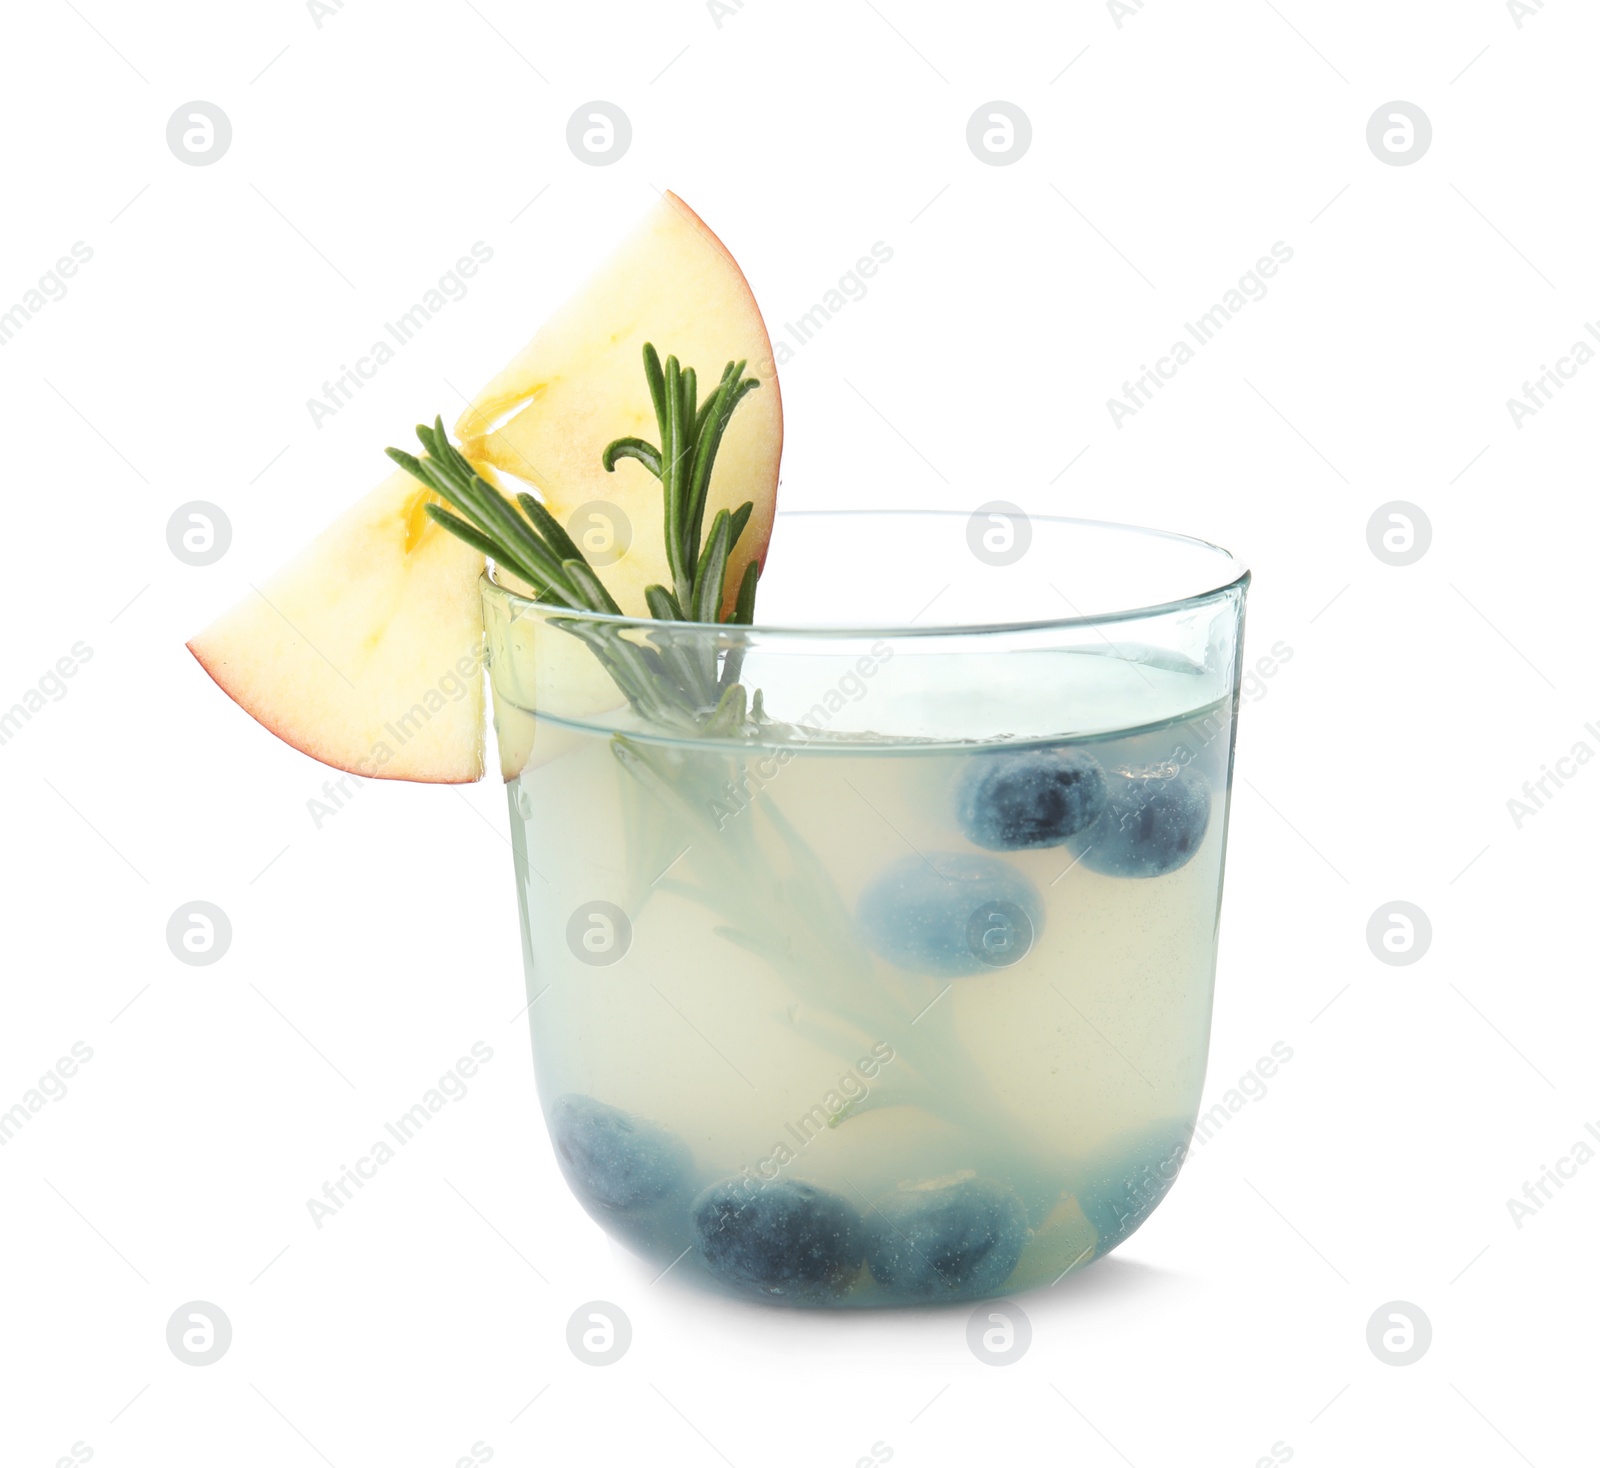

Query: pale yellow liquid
left=504, top=685, right=1234, bottom=1304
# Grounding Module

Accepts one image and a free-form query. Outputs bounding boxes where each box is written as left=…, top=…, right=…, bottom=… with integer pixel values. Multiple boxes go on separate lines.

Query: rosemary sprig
left=601, top=343, right=762, bottom=623
left=386, top=343, right=764, bottom=726
left=400, top=347, right=1031, bottom=1182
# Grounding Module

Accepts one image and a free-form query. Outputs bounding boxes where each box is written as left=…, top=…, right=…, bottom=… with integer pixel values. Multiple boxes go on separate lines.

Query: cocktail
left=485, top=511, right=1244, bottom=1305
left=187, top=194, right=1248, bottom=1307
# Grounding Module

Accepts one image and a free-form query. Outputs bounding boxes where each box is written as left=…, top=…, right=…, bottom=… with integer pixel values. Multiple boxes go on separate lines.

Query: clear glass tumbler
left=484, top=511, right=1248, bottom=1307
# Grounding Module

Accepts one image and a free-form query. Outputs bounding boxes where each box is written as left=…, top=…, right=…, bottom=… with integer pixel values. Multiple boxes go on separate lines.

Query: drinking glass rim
left=482, top=509, right=1250, bottom=639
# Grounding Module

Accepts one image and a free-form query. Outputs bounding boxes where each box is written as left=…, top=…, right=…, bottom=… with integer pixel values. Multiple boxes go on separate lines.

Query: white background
left=2, top=1, right=1596, bottom=1464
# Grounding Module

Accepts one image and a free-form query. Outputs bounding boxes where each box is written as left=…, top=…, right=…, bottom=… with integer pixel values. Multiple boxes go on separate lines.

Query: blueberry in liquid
left=1076, top=1121, right=1191, bottom=1254
left=864, top=1178, right=1029, bottom=1300
left=859, top=853, right=1045, bottom=977
left=956, top=747, right=1107, bottom=851
left=547, top=1094, right=692, bottom=1213
left=1071, top=767, right=1211, bottom=878
left=692, top=1179, right=863, bottom=1297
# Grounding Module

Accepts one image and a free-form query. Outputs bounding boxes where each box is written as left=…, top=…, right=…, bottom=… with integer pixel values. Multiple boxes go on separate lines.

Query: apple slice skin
left=187, top=469, right=487, bottom=784
left=456, top=191, right=783, bottom=618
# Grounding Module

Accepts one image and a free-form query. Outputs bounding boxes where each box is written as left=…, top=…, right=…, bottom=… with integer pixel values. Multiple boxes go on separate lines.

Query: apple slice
left=188, top=193, right=782, bottom=784
left=456, top=191, right=783, bottom=617
left=188, top=469, right=487, bottom=783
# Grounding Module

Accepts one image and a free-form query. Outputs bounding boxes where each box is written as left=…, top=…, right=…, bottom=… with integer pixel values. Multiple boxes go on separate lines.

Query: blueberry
left=692, top=1179, right=863, bottom=1297
left=1070, top=767, right=1211, bottom=878
left=1076, top=1122, right=1190, bottom=1254
left=859, top=853, right=1044, bottom=977
left=546, top=1094, right=692, bottom=1213
left=864, top=1178, right=1029, bottom=1300
left=957, top=748, right=1107, bottom=851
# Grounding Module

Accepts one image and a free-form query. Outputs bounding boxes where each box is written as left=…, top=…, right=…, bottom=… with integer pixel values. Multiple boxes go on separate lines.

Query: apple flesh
left=188, top=469, right=486, bottom=783
left=457, top=191, right=783, bottom=618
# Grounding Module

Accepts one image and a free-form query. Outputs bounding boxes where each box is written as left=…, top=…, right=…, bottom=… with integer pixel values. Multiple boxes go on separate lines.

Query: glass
left=484, top=510, right=1249, bottom=1307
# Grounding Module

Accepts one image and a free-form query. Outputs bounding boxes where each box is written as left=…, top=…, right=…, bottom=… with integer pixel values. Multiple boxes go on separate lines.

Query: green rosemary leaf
left=655, top=631, right=715, bottom=710
left=692, top=509, right=732, bottom=623
left=426, top=418, right=491, bottom=499
left=394, top=435, right=577, bottom=599
left=692, top=364, right=732, bottom=440
left=645, top=578, right=715, bottom=705
left=682, top=370, right=731, bottom=572
left=718, top=560, right=759, bottom=691
left=728, top=501, right=754, bottom=552
left=601, top=437, right=663, bottom=476
left=394, top=454, right=492, bottom=538
left=437, top=428, right=534, bottom=537
left=430, top=417, right=475, bottom=478
left=413, top=422, right=547, bottom=570
left=643, top=344, right=668, bottom=444
left=704, top=681, right=748, bottom=734
left=387, top=445, right=455, bottom=500
left=726, top=372, right=762, bottom=415
left=728, top=558, right=759, bottom=625
left=516, top=492, right=584, bottom=565
left=385, top=446, right=427, bottom=481
left=564, top=623, right=671, bottom=720
left=558, top=617, right=649, bottom=690
left=423, top=504, right=566, bottom=601
left=678, top=358, right=698, bottom=468
left=561, top=557, right=623, bottom=617
left=464, top=483, right=580, bottom=595
left=661, top=357, right=687, bottom=602
left=419, top=501, right=497, bottom=557
left=644, top=584, right=683, bottom=622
